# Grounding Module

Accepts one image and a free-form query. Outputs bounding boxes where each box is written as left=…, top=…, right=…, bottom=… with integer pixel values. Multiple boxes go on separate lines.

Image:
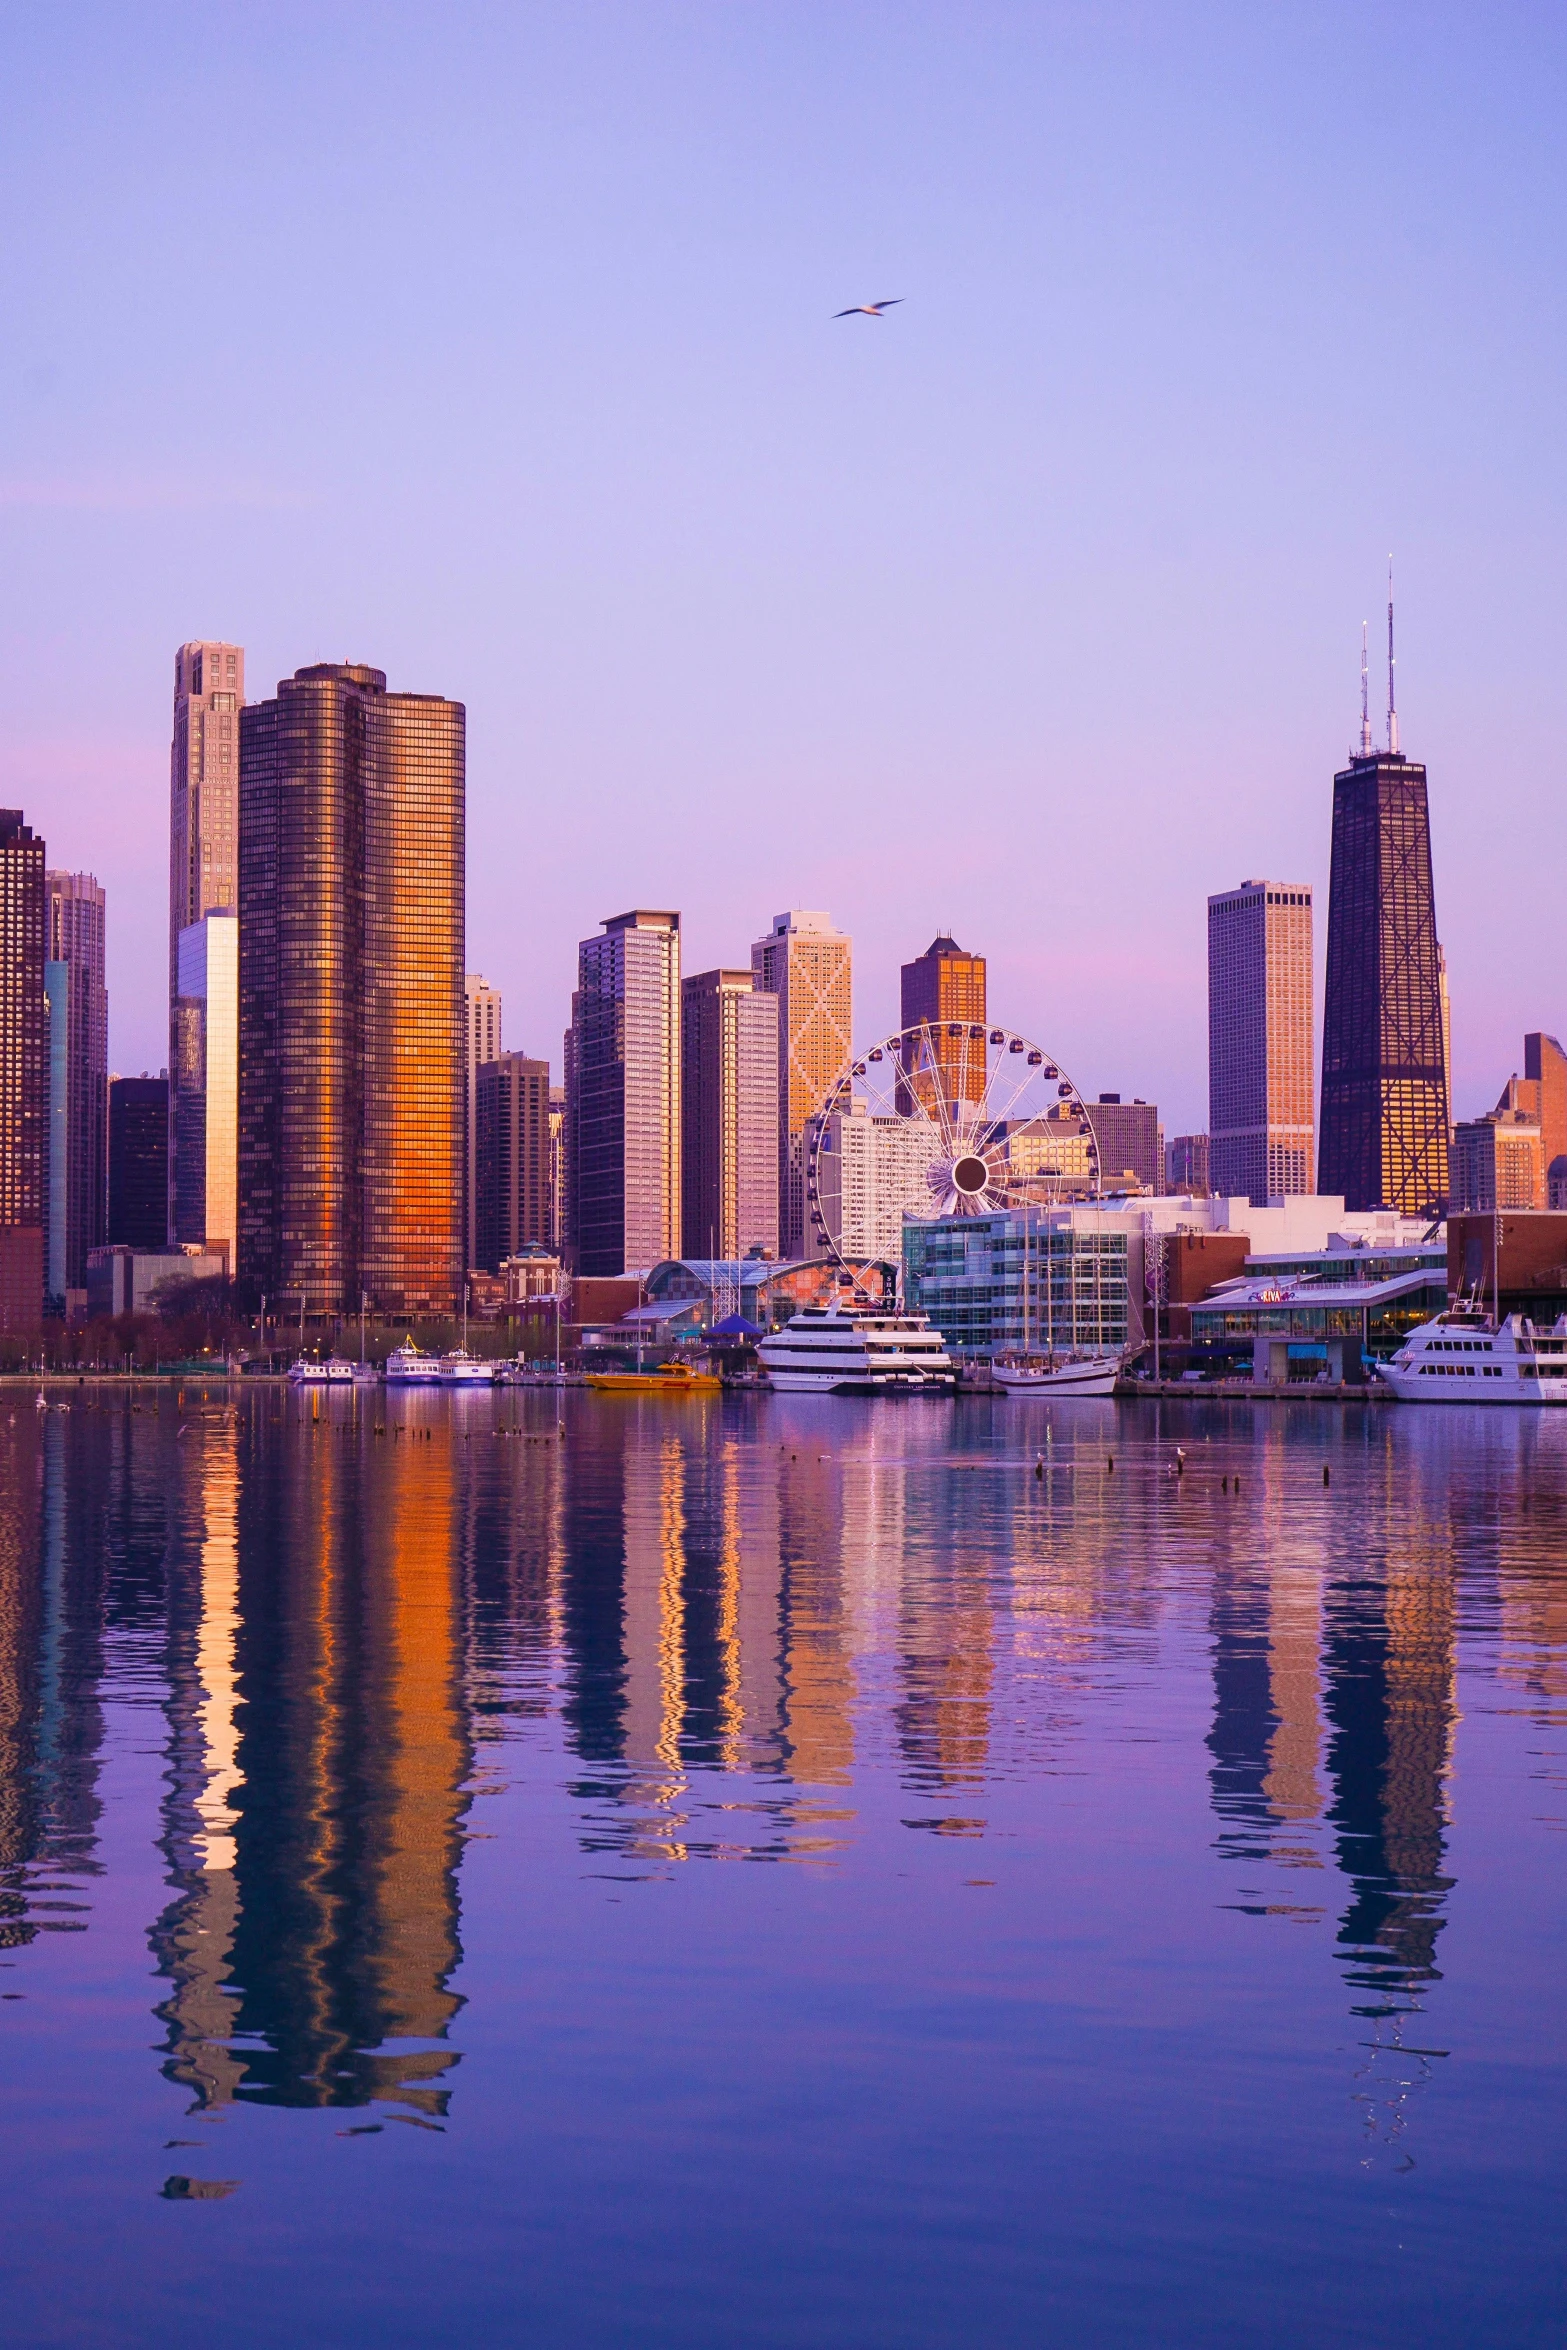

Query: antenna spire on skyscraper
left=1386, top=556, right=1399, bottom=757
left=1360, top=620, right=1372, bottom=756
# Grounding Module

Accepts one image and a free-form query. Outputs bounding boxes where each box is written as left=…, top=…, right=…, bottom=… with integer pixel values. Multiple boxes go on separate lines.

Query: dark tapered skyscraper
left=239, top=663, right=464, bottom=1319
left=1320, top=615, right=1449, bottom=1214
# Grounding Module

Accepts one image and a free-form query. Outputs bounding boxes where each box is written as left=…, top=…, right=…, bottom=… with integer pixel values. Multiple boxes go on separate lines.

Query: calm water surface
left=1, top=1385, right=1563, bottom=2346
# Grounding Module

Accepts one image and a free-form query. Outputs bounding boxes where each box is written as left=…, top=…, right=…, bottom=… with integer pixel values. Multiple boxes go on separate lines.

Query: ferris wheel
left=803, top=1022, right=1103, bottom=1274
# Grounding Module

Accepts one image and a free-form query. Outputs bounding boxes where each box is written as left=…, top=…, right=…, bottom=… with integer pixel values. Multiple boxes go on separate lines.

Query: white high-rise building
left=1207, top=880, right=1315, bottom=1207
left=813, top=1097, right=940, bottom=1269
left=464, top=975, right=503, bottom=1272
left=173, top=911, right=239, bottom=1269
left=169, top=642, right=243, bottom=1244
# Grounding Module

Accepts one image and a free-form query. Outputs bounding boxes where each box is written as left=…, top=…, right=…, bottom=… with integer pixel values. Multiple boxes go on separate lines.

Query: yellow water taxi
left=585, top=1361, right=723, bottom=1395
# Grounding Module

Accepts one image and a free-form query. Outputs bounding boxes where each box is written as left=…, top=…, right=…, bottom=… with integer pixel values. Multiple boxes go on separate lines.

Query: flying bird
left=833, top=299, right=903, bottom=319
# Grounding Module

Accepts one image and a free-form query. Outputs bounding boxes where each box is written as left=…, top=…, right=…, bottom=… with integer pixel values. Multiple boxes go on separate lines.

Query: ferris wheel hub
left=950, top=1154, right=989, bottom=1195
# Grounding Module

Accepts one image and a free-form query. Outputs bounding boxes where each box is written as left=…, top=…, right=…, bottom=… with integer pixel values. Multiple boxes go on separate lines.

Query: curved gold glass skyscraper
left=239, top=663, right=464, bottom=1320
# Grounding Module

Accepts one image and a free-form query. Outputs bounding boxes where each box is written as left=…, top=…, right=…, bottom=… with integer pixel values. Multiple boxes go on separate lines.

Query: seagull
left=833, top=298, right=903, bottom=319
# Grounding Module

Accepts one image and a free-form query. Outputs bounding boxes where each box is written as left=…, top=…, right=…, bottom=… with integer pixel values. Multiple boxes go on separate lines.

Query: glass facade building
left=238, top=663, right=464, bottom=1320
left=903, top=1208, right=1130, bottom=1358
left=751, top=911, right=852, bottom=1260
left=475, top=1052, right=551, bottom=1273
left=1167, top=1133, right=1210, bottom=1195
left=680, top=968, right=779, bottom=1262
left=899, top=933, right=986, bottom=1117
left=169, top=642, right=243, bottom=1239
left=43, top=871, right=107, bottom=1296
left=1208, top=879, right=1315, bottom=1205
left=0, top=811, right=47, bottom=1329
left=566, top=912, right=681, bottom=1276
left=173, top=911, right=238, bottom=1267
left=108, top=1076, right=170, bottom=1250
left=1320, top=753, right=1449, bottom=1214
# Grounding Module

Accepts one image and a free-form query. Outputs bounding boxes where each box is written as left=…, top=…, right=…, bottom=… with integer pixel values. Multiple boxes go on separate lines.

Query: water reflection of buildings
left=0, top=1416, right=105, bottom=1948
left=1208, top=1543, right=1325, bottom=1892
left=1204, top=1432, right=1458, bottom=2159
left=552, top=1410, right=870, bottom=1860
left=1324, top=1557, right=1455, bottom=2010
left=154, top=1402, right=471, bottom=2114
left=1205, top=1439, right=1457, bottom=2000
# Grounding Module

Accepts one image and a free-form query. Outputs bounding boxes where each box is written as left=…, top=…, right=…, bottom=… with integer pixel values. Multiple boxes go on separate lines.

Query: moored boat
left=384, top=1341, right=496, bottom=1387
left=756, top=1305, right=954, bottom=1394
left=992, top=1352, right=1122, bottom=1396
left=585, top=1361, right=723, bottom=1395
left=1378, top=1306, right=1567, bottom=1403
left=288, top=1355, right=357, bottom=1385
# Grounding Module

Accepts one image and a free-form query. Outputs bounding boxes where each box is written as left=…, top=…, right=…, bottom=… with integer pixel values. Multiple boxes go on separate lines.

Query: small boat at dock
left=585, top=1361, right=723, bottom=1395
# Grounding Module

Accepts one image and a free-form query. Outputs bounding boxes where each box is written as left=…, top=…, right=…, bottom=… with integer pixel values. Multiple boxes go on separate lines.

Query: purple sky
left=2, top=3, right=1563, bottom=1138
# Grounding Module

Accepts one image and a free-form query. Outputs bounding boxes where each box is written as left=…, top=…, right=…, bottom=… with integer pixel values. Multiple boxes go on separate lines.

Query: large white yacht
left=757, top=1305, right=955, bottom=1394
left=1378, top=1306, right=1567, bottom=1403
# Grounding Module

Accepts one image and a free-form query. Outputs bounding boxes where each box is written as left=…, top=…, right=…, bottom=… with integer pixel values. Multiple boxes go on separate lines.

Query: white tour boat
left=287, top=1355, right=357, bottom=1385
left=992, top=1353, right=1123, bottom=1397
left=384, top=1341, right=496, bottom=1388
left=1378, top=1306, right=1567, bottom=1403
left=757, top=1304, right=955, bottom=1394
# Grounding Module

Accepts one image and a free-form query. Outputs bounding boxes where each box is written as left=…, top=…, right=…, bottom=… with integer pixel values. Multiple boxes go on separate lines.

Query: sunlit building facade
left=680, top=968, right=779, bottom=1262
left=751, top=910, right=852, bottom=1260
left=238, top=663, right=464, bottom=1319
left=169, top=642, right=243, bottom=1239
left=173, top=911, right=238, bottom=1268
left=1208, top=879, right=1315, bottom=1207
left=899, top=933, right=986, bottom=1116
left=1320, top=754, right=1449, bottom=1214
left=566, top=911, right=681, bottom=1276
left=1451, top=1106, right=1543, bottom=1214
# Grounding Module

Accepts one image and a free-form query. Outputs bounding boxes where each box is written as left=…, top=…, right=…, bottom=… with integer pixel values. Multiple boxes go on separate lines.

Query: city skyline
left=4, top=11, right=1562, bottom=1136
left=25, top=631, right=1542, bottom=1150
